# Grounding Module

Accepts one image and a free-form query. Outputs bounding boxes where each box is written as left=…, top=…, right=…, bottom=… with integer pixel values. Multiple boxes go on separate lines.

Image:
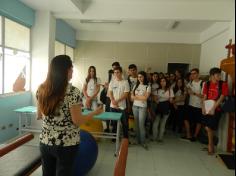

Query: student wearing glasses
left=181, top=68, right=203, bottom=141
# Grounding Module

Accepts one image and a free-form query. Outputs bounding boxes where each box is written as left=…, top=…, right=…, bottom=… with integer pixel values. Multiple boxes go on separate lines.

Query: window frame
left=0, top=16, right=32, bottom=96
left=54, top=40, right=75, bottom=62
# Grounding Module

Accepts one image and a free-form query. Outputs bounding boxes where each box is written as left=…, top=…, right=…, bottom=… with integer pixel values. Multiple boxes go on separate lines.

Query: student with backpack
left=109, top=66, right=130, bottom=139
left=173, top=78, right=187, bottom=133
left=181, top=68, right=204, bottom=141
left=127, top=64, right=138, bottom=115
left=152, top=77, right=174, bottom=143
left=147, top=72, right=160, bottom=136
left=102, top=69, right=115, bottom=133
left=202, top=67, right=228, bottom=155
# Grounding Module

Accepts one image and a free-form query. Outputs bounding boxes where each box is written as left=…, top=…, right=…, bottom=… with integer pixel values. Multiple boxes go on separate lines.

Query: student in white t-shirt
left=146, top=72, right=160, bottom=138
left=131, top=71, right=151, bottom=150
left=127, top=64, right=138, bottom=115
left=108, top=66, right=130, bottom=139
left=127, top=64, right=138, bottom=91
left=181, top=68, right=203, bottom=141
left=173, top=78, right=187, bottom=133
left=152, top=77, right=174, bottom=143
left=110, top=62, right=127, bottom=81
left=82, top=66, right=101, bottom=110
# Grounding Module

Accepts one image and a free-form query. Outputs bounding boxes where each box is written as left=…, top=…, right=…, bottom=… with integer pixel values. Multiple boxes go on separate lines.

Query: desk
left=14, top=106, right=122, bottom=156
left=14, top=106, right=39, bottom=134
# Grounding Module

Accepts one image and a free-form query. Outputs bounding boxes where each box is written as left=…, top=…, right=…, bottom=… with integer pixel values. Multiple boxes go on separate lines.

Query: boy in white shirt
left=109, top=66, right=130, bottom=139
left=182, top=68, right=203, bottom=141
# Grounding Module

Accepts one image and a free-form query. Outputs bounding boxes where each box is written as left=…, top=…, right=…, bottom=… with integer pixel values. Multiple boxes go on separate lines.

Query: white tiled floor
left=31, top=131, right=235, bottom=176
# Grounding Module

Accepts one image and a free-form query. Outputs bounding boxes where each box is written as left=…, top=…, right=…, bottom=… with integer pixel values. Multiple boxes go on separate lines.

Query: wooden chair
left=114, top=138, right=129, bottom=176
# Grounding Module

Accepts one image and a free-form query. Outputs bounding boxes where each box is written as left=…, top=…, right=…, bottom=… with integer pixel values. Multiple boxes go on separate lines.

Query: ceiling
left=20, top=0, right=234, bottom=43
left=66, top=19, right=215, bottom=33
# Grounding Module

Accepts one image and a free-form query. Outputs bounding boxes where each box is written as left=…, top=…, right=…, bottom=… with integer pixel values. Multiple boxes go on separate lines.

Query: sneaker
left=190, top=137, right=197, bottom=142
left=141, top=143, right=149, bottom=150
left=180, top=136, right=191, bottom=142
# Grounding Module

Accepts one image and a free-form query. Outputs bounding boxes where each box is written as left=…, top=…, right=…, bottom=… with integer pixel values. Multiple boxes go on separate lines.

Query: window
left=55, top=41, right=74, bottom=61
left=5, top=18, right=30, bottom=51
left=0, top=17, right=31, bottom=95
left=4, top=48, right=30, bottom=93
left=0, top=16, right=2, bottom=94
left=0, top=47, right=2, bottom=94
left=55, top=41, right=65, bottom=56
left=65, top=45, right=74, bottom=60
left=0, top=16, right=2, bottom=45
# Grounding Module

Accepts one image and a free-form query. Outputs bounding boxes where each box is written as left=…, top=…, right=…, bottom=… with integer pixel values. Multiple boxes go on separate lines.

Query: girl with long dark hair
left=173, top=78, right=187, bottom=133
left=37, top=55, right=103, bottom=176
left=152, top=77, right=174, bottom=143
left=131, top=71, right=151, bottom=150
left=82, top=66, right=101, bottom=110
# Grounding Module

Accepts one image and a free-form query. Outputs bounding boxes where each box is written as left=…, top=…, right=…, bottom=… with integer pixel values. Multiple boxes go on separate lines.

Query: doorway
left=168, top=63, right=190, bottom=76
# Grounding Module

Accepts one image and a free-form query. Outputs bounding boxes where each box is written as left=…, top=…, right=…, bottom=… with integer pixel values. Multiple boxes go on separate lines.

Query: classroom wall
left=31, top=11, right=56, bottom=101
left=199, top=22, right=231, bottom=75
left=0, top=92, right=32, bottom=143
left=73, top=40, right=201, bottom=89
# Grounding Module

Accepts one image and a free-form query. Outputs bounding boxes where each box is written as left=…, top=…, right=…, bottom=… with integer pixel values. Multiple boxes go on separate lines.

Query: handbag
left=156, top=101, right=170, bottom=115
left=221, top=96, right=235, bottom=112
left=156, top=89, right=171, bottom=115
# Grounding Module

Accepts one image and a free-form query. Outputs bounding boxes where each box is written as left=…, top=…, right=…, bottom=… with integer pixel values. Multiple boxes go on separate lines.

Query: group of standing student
left=35, top=55, right=229, bottom=175
left=179, top=68, right=228, bottom=155
left=82, top=61, right=229, bottom=155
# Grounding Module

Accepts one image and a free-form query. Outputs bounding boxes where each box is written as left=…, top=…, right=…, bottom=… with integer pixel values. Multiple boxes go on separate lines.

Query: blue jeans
left=152, top=113, right=169, bottom=141
left=110, top=108, right=129, bottom=138
left=132, top=106, right=147, bottom=144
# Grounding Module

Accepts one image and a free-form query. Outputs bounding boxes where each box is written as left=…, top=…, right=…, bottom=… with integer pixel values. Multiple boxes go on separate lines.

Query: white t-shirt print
left=84, top=78, right=101, bottom=98
left=108, top=79, right=130, bottom=110
left=187, top=80, right=203, bottom=108
left=133, top=84, right=151, bottom=108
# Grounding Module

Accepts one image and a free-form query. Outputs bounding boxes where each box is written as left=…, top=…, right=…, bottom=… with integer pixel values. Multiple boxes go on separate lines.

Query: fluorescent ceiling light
left=80, top=20, right=122, bottom=24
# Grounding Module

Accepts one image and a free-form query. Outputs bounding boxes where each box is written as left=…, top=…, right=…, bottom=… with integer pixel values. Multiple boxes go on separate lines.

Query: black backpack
left=205, top=80, right=223, bottom=100
left=205, top=80, right=235, bottom=113
left=100, top=87, right=107, bottom=105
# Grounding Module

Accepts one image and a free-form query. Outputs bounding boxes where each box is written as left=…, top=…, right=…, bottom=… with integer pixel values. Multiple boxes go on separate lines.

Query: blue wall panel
left=0, top=92, right=32, bottom=143
left=56, top=19, right=76, bottom=48
left=0, top=0, right=35, bottom=27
